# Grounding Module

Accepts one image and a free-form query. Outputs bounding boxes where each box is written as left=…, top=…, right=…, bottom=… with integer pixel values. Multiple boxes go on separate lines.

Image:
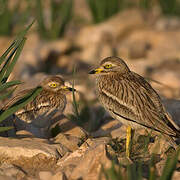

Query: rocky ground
left=0, top=8, right=180, bottom=180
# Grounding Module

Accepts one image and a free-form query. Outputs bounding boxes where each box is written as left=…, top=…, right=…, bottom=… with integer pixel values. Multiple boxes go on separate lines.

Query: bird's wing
left=122, top=72, right=179, bottom=136
left=100, top=72, right=178, bottom=137
left=2, top=89, right=35, bottom=110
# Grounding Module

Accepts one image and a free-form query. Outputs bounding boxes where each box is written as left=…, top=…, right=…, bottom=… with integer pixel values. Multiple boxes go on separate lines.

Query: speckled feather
left=16, top=89, right=66, bottom=124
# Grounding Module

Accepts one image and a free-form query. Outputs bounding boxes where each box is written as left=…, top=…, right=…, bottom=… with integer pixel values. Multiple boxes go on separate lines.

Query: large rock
left=56, top=137, right=111, bottom=179
left=70, top=143, right=112, bottom=180
left=75, top=9, right=145, bottom=64
left=0, top=137, right=61, bottom=160
left=0, top=137, right=69, bottom=178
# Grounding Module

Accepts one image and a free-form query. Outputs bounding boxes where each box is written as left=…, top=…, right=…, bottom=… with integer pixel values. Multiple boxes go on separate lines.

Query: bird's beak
left=89, top=68, right=104, bottom=74
left=62, top=86, right=76, bottom=91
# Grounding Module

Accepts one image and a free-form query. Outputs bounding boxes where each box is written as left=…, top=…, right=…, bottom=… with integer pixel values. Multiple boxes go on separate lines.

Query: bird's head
left=89, top=56, right=130, bottom=75
left=41, top=76, right=75, bottom=93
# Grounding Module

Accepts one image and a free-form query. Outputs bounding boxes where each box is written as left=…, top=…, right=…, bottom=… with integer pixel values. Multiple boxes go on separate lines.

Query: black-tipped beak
left=67, top=87, right=76, bottom=92
left=62, top=86, right=76, bottom=91
left=89, top=70, right=96, bottom=74
left=88, top=68, right=104, bottom=74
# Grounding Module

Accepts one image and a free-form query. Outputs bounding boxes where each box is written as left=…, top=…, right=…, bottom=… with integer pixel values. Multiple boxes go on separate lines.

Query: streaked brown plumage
left=3, top=75, right=74, bottom=137
left=89, top=56, right=180, bottom=141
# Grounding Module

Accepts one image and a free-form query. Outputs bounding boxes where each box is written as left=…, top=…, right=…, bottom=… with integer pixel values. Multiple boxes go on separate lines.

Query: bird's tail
left=165, top=112, right=180, bottom=138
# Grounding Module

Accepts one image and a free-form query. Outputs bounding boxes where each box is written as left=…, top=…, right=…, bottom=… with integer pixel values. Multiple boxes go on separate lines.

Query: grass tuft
left=86, top=0, right=126, bottom=24
left=36, top=0, right=73, bottom=40
left=0, top=21, right=43, bottom=132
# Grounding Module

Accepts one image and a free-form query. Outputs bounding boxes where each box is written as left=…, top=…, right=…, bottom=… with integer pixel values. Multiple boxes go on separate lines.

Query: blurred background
left=1, top=1, right=180, bottom=179
left=0, top=0, right=180, bottom=131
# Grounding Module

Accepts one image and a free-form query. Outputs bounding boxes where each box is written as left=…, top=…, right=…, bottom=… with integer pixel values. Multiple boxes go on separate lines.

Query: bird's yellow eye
left=49, top=82, right=57, bottom=88
left=104, top=64, right=112, bottom=69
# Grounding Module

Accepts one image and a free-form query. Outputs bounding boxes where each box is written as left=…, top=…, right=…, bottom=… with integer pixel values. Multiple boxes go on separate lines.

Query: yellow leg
left=126, top=126, right=132, bottom=158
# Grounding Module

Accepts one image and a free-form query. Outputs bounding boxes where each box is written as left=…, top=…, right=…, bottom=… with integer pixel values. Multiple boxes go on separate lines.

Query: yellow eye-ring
left=49, top=83, right=57, bottom=88
left=104, top=64, right=112, bottom=69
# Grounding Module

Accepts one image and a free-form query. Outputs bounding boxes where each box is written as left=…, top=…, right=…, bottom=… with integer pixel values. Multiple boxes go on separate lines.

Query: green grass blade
left=0, top=0, right=12, bottom=36
left=100, top=162, right=123, bottom=180
left=36, top=0, right=47, bottom=38
left=0, top=41, right=16, bottom=66
left=57, top=0, right=73, bottom=37
left=107, top=162, right=122, bottom=180
left=137, top=162, right=142, bottom=180
left=148, top=154, right=156, bottom=180
left=2, top=38, right=26, bottom=83
left=0, top=46, right=18, bottom=83
left=86, top=0, right=123, bottom=24
left=100, top=165, right=109, bottom=180
left=72, top=66, right=80, bottom=118
left=15, top=20, right=35, bottom=43
left=0, top=80, right=21, bottom=92
left=159, top=148, right=180, bottom=180
left=0, top=26, right=29, bottom=84
left=127, top=164, right=137, bottom=180
left=0, top=87, right=42, bottom=123
left=0, top=126, right=13, bottom=133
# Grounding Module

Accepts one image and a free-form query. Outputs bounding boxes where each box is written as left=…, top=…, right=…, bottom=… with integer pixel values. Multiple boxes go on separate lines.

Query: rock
left=0, top=136, right=71, bottom=178
left=50, top=116, right=88, bottom=139
left=51, top=172, right=67, bottom=180
left=10, top=36, right=71, bottom=80
left=155, top=159, right=167, bottom=176
left=84, top=137, right=110, bottom=147
left=148, top=136, right=172, bottom=155
left=117, top=28, right=180, bottom=77
left=16, top=130, right=35, bottom=138
left=90, top=118, right=123, bottom=138
left=56, top=137, right=111, bottom=179
left=56, top=55, right=91, bottom=75
left=69, top=143, right=112, bottom=180
left=63, top=124, right=88, bottom=139
left=39, top=39, right=71, bottom=61
left=0, top=137, right=69, bottom=174
left=54, top=133, right=82, bottom=152
left=125, top=59, right=151, bottom=77
left=155, top=17, right=180, bottom=31
left=172, top=171, right=180, bottom=180
left=0, top=175, right=15, bottom=180
left=0, top=164, right=26, bottom=180
left=111, top=125, right=127, bottom=139
left=128, top=40, right=151, bottom=59
left=75, top=9, right=145, bottom=64
left=39, top=171, right=53, bottom=180
left=0, top=137, right=60, bottom=160
left=151, top=70, right=180, bottom=98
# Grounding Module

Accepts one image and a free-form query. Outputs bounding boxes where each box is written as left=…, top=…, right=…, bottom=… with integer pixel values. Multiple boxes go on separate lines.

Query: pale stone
left=54, top=133, right=81, bottom=152
left=70, top=143, right=112, bottom=180
left=0, top=137, right=65, bottom=161
left=90, top=118, right=123, bottom=138
left=172, top=171, right=180, bottom=180
left=39, top=171, right=53, bottom=180
left=56, top=137, right=110, bottom=178
left=52, top=172, right=67, bottom=180
left=75, top=9, right=145, bottom=64
left=0, top=175, right=15, bottom=180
